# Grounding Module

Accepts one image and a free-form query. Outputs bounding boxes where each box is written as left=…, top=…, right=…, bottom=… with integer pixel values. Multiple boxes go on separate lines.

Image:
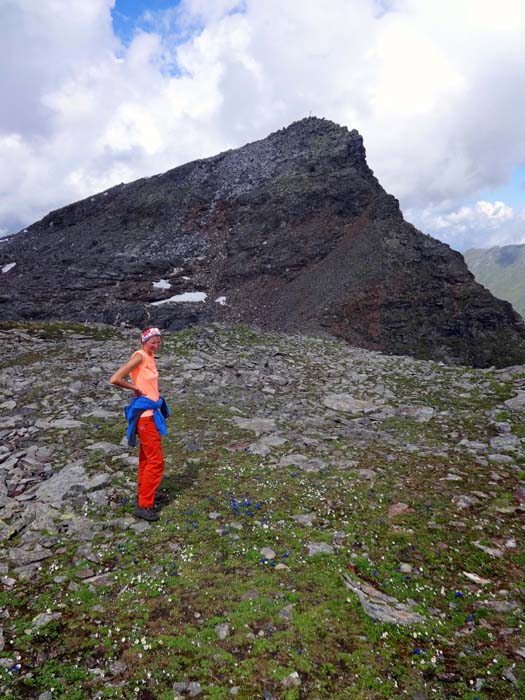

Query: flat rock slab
left=33, top=463, right=110, bottom=504
left=490, top=434, right=522, bottom=451
left=173, top=681, right=203, bottom=697
left=488, top=454, right=514, bottom=464
left=278, top=454, right=326, bottom=472
left=395, top=405, right=435, bottom=422
left=8, top=544, right=54, bottom=566
left=473, top=541, right=503, bottom=558
left=87, top=473, right=113, bottom=491
left=387, top=502, right=414, bottom=518
left=31, top=612, right=62, bottom=629
left=306, top=542, right=334, bottom=556
left=357, top=468, right=377, bottom=480
left=279, top=454, right=308, bottom=467
left=343, top=573, right=425, bottom=625
left=86, top=442, right=124, bottom=454
left=457, top=439, right=487, bottom=451
left=452, top=494, right=479, bottom=509
left=231, top=417, right=277, bottom=433
left=82, top=409, right=115, bottom=419
left=248, top=434, right=287, bottom=455
left=49, top=419, right=86, bottom=429
left=504, top=391, right=525, bottom=412
left=291, top=513, right=316, bottom=527
left=322, top=394, right=379, bottom=413
left=474, top=600, right=520, bottom=613
left=463, top=571, right=492, bottom=585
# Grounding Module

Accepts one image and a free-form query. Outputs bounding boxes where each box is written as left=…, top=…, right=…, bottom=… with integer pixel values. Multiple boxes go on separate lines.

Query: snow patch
left=2, top=262, right=16, bottom=273
left=152, top=279, right=172, bottom=290
left=151, top=292, right=207, bottom=306
left=215, top=296, right=227, bottom=305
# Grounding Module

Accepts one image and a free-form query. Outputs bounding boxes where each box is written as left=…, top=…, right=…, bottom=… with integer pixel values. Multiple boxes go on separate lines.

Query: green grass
left=1, top=322, right=524, bottom=699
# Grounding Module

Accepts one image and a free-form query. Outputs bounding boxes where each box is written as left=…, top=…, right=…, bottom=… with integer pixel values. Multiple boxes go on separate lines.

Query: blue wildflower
left=454, top=591, right=463, bottom=598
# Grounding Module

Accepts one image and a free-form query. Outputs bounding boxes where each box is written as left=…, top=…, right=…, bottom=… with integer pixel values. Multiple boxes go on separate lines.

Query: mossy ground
left=1, top=323, right=524, bottom=699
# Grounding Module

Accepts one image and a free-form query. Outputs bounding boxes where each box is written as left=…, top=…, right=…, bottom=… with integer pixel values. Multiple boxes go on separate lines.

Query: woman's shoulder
left=131, top=349, right=146, bottom=362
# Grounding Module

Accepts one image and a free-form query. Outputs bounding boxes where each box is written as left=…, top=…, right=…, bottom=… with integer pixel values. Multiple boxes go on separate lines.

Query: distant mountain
left=1, top=117, right=525, bottom=367
left=464, top=244, right=525, bottom=318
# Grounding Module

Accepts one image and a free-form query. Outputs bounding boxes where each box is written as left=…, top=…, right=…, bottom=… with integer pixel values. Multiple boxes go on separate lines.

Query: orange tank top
left=130, top=349, right=160, bottom=418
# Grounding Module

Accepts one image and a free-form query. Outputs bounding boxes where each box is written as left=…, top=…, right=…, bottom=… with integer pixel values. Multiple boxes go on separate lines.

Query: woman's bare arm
left=109, top=353, right=143, bottom=393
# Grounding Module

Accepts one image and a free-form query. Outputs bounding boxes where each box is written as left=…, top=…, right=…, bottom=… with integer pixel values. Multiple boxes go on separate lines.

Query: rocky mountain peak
left=1, top=117, right=525, bottom=367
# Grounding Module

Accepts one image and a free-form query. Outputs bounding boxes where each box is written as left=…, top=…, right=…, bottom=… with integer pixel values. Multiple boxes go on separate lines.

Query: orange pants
left=137, top=417, right=164, bottom=508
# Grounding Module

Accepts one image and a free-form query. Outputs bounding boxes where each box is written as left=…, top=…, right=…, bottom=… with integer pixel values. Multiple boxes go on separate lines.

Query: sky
left=1, top=0, right=524, bottom=252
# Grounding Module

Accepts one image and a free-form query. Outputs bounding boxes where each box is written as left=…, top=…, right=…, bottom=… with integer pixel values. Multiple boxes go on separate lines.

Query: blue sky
left=112, top=0, right=182, bottom=44
left=1, top=0, right=524, bottom=251
left=477, top=167, right=525, bottom=211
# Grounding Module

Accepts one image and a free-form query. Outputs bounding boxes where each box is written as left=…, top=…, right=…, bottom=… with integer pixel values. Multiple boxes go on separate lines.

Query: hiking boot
left=134, top=494, right=167, bottom=511
left=133, top=506, right=160, bottom=522
left=154, top=492, right=170, bottom=506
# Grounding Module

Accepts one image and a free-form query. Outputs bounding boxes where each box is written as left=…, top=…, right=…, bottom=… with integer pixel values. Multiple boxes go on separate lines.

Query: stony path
left=1, top=322, right=524, bottom=699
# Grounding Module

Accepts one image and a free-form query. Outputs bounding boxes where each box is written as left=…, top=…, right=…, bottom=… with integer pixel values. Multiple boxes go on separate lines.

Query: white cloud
left=432, top=201, right=514, bottom=231
left=410, top=200, right=525, bottom=250
left=1, top=0, right=524, bottom=250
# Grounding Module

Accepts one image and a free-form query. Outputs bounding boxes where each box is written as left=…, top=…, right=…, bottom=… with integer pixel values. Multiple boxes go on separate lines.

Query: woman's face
left=143, top=335, right=161, bottom=354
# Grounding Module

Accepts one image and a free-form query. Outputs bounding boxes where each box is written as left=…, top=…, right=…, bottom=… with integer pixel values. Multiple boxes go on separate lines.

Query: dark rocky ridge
left=1, top=116, right=524, bottom=367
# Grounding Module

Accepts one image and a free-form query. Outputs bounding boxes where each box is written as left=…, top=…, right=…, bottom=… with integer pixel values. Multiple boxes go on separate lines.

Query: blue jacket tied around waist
left=125, top=396, right=170, bottom=447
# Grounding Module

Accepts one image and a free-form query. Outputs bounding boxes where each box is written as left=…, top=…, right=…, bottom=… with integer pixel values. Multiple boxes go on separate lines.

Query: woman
left=110, top=327, right=169, bottom=522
